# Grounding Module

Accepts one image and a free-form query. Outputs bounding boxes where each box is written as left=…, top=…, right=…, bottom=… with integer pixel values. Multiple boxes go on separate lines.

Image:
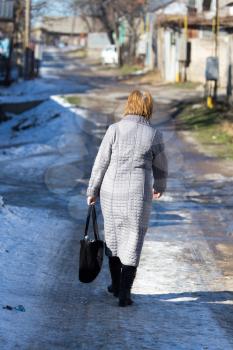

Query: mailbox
left=205, top=57, right=219, bottom=81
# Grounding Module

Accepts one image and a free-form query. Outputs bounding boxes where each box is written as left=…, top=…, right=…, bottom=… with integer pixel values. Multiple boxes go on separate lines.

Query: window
left=203, top=0, right=212, bottom=11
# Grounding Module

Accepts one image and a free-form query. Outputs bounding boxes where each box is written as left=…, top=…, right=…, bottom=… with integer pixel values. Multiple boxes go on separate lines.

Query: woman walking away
left=86, top=90, right=168, bottom=307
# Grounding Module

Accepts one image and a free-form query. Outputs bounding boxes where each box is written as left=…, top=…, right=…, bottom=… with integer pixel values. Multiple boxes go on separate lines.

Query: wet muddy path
left=0, top=49, right=233, bottom=349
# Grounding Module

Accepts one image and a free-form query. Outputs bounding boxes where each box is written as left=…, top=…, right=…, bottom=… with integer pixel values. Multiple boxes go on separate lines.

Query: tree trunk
left=107, top=30, right=115, bottom=45
left=99, top=4, right=115, bottom=45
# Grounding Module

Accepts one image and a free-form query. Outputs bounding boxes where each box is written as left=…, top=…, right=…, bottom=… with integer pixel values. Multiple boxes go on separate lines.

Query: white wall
left=187, top=34, right=229, bottom=87
left=87, top=33, right=111, bottom=49
left=164, top=31, right=177, bottom=81
left=157, top=27, right=231, bottom=88
left=87, top=32, right=111, bottom=58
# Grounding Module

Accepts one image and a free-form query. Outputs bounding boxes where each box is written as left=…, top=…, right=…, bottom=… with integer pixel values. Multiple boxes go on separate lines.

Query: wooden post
left=183, top=14, right=188, bottom=82
left=25, top=0, right=31, bottom=48
left=24, top=0, right=33, bottom=79
left=215, top=0, right=219, bottom=58
left=214, top=0, right=219, bottom=100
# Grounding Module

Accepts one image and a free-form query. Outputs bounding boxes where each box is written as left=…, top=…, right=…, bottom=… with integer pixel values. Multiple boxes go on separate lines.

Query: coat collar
left=122, top=114, right=151, bottom=125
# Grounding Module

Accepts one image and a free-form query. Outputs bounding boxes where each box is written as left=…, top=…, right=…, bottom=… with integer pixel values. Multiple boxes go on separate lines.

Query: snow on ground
left=0, top=77, right=90, bottom=103
left=0, top=48, right=90, bottom=103
left=0, top=201, right=79, bottom=349
left=0, top=98, right=80, bottom=146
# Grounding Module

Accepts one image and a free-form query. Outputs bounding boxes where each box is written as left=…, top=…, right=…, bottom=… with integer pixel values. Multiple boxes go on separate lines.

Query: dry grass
left=177, top=103, right=233, bottom=160
left=137, top=69, right=162, bottom=85
left=222, top=120, right=233, bottom=137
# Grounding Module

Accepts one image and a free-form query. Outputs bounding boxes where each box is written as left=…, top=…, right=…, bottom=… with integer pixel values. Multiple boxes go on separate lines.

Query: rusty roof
left=157, top=13, right=233, bottom=30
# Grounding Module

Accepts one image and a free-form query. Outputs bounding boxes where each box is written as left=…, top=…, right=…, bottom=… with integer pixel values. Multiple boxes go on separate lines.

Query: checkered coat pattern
left=87, top=114, right=168, bottom=266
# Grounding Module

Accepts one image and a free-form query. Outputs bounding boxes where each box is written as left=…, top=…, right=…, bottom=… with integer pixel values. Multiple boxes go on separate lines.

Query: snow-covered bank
left=0, top=77, right=90, bottom=104
left=0, top=48, right=91, bottom=104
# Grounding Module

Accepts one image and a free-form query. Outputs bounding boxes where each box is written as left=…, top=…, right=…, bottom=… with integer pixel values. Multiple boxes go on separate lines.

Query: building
left=0, top=0, right=18, bottom=83
left=151, top=0, right=233, bottom=91
left=32, top=16, right=106, bottom=48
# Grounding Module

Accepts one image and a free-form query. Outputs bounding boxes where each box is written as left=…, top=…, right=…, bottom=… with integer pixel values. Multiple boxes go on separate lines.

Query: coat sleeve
left=86, top=124, right=115, bottom=197
left=151, top=130, right=168, bottom=194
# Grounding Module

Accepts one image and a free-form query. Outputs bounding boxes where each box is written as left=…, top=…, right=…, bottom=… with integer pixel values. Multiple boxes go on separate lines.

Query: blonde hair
left=124, top=90, right=153, bottom=120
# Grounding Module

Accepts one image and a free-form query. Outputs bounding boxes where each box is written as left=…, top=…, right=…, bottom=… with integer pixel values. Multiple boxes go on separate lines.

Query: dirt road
left=0, top=49, right=233, bottom=350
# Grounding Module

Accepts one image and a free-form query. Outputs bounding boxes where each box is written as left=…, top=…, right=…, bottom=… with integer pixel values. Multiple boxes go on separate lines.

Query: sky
left=33, top=0, right=182, bottom=18
left=32, top=0, right=71, bottom=18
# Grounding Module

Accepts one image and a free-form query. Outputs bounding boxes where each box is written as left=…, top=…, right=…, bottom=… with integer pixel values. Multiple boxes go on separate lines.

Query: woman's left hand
left=87, top=196, right=96, bottom=205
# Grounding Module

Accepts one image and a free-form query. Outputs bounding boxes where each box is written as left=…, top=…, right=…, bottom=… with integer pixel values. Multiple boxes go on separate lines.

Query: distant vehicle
left=101, top=45, right=118, bottom=65
left=57, top=42, right=66, bottom=49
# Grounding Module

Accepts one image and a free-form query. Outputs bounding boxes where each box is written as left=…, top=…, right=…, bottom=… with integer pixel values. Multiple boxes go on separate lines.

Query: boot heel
left=119, top=298, right=133, bottom=307
left=119, top=299, right=128, bottom=307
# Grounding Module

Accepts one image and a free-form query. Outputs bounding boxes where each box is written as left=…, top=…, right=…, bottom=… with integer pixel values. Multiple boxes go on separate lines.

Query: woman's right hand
left=87, top=196, right=96, bottom=205
left=152, top=190, right=162, bottom=200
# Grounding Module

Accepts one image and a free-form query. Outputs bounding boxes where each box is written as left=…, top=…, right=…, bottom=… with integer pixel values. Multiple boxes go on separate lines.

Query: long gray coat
left=86, top=114, right=168, bottom=267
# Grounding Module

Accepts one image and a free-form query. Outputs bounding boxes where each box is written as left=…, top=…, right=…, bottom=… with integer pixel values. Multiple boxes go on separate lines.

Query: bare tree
left=116, top=0, right=145, bottom=63
left=69, top=0, right=146, bottom=65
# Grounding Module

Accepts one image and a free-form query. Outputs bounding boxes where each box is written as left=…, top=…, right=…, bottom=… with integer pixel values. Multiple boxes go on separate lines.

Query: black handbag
left=79, top=204, right=104, bottom=283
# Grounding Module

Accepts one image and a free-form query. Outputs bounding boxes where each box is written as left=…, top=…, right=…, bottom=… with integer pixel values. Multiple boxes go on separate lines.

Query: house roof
left=157, top=13, right=233, bottom=31
left=147, top=0, right=176, bottom=12
left=34, top=16, right=104, bottom=35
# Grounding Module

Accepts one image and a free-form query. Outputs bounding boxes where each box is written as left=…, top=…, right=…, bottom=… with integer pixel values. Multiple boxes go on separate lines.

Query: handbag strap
left=91, top=205, right=99, bottom=240
left=84, top=205, right=100, bottom=241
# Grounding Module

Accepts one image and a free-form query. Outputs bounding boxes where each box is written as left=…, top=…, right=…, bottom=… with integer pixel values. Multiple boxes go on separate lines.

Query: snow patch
left=0, top=195, right=4, bottom=207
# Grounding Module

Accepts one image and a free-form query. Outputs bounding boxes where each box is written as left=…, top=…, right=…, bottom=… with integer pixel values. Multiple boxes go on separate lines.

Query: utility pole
left=24, top=0, right=32, bottom=79
left=214, top=0, right=219, bottom=57
left=25, top=0, right=31, bottom=48
left=214, top=0, right=219, bottom=100
left=183, top=13, right=188, bottom=82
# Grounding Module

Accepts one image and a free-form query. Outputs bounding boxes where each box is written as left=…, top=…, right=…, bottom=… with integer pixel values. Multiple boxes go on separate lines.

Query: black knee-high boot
left=107, top=256, right=122, bottom=297
left=118, top=264, right=137, bottom=307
